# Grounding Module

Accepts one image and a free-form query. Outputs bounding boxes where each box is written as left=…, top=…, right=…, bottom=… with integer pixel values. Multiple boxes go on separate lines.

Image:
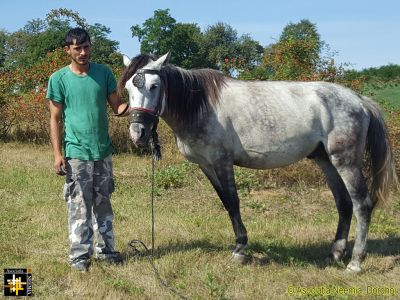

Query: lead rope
left=128, top=129, right=190, bottom=300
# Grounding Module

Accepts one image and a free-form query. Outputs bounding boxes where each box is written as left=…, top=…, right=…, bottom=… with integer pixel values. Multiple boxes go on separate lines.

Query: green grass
left=363, top=81, right=400, bottom=110
left=0, top=142, right=399, bottom=299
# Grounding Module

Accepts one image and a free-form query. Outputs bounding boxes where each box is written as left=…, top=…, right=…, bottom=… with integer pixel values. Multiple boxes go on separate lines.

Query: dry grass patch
left=1, top=142, right=399, bottom=299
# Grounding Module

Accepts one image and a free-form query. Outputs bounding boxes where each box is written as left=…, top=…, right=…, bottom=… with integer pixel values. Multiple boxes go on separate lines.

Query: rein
left=128, top=142, right=188, bottom=300
left=127, top=70, right=190, bottom=299
left=128, top=153, right=189, bottom=299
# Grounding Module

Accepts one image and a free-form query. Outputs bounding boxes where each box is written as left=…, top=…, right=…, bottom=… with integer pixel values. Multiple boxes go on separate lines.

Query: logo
left=3, top=268, right=32, bottom=297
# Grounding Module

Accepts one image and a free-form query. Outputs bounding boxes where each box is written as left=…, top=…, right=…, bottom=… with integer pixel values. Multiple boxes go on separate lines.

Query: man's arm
left=107, top=92, right=130, bottom=117
left=49, top=100, right=66, bottom=176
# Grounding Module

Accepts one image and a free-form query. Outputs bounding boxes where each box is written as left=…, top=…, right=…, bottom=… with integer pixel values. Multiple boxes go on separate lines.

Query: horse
left=118, top=52, right=398, bottom=273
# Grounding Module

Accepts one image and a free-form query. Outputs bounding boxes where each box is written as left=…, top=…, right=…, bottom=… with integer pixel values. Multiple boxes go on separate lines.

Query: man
left=47, top=28, right=129, bottom=272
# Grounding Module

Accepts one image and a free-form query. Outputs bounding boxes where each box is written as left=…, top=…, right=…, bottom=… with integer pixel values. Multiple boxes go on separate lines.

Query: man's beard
left=73, top=55, right=90, bottom=65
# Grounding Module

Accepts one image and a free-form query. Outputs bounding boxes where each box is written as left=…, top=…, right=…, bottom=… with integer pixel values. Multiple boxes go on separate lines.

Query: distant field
left=1, top=143, right=399, bottom=299
left=364, top=82, right=400, bottom=110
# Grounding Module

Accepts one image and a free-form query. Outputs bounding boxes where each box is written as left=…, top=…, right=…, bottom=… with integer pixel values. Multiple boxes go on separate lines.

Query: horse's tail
left=362, top=96, right=399, bottom=207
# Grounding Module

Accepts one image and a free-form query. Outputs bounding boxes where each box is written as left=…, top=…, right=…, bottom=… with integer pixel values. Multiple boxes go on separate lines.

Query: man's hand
left=54, top=155, right=66, bottom=176
left=107, top=92, right=130, bottom=117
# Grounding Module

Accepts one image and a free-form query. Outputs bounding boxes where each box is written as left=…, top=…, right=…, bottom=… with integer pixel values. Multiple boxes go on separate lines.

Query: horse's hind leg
left=327, top=144, right=373, bottom=273
left=200, top=161, right=248, bottom=263
left=313, top=146, right=353, bottom=262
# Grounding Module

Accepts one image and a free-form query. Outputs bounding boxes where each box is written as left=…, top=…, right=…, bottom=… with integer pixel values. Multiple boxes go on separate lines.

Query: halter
left=130, top=68, right=166, bottom=122
left=130, top=68, right=166, bottom=160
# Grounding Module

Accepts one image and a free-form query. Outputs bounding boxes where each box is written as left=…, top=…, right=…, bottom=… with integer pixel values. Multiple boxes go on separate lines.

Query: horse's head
left=122, top=52, right=170, bottom=146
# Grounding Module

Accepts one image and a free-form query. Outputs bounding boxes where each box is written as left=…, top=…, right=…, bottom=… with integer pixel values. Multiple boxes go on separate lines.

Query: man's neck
left=69, top=62, right=90, bottom=75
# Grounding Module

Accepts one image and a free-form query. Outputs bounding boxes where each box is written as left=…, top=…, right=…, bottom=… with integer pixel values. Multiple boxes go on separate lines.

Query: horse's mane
left=118, top=54, right=226, bottom=124
left=160, top=65, right=226, bottom=123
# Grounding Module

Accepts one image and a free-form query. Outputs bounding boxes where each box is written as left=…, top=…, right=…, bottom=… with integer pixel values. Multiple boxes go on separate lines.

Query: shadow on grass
left=248, top=237, right=400, bottom=268
left=120, top=237, right=400, bottom=269
left=122, top=239, right=225, bottom=261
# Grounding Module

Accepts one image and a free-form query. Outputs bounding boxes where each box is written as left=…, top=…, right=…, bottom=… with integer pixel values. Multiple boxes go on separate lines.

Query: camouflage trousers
left=64, top=154, right=116, bottom=263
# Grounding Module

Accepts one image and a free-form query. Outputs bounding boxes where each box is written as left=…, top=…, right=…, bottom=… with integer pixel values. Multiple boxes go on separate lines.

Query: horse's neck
left=161, top=111, right=208, bottom=138
left=161, top=114, right=187, bottom=135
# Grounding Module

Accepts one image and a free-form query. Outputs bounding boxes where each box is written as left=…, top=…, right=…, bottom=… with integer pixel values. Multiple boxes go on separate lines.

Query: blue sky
left=1, top=0, right=399, bottom=70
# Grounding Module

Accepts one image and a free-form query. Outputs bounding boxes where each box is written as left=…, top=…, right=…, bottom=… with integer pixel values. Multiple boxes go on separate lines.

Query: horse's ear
left=160, top=52, right=171, bottom=65
left=145, top=52, right=171, bottom=70
left=123, top=54, right=131, bottom=67
left=153, top=52, right=170, bottom=69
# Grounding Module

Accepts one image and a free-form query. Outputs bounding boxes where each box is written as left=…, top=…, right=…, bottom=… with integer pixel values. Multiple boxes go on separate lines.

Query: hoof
left=332, top=250, right=346, bottom=262
left=331, top=240, right=347, bottom=262
left=231, top=252, right=248, bottom=264
left=345, top=261, right=362, bottom=274
left=323, top=256, right=345, bottom=269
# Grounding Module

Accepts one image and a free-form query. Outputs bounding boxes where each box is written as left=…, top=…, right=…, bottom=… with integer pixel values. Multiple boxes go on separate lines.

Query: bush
left=0, top=49, right=69, bottom=142
left=155, top=163, right=186, bottom=189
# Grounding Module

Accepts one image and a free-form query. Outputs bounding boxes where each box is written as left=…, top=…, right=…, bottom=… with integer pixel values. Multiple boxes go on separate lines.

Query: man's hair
left=63, top=28, right=91, bottom=47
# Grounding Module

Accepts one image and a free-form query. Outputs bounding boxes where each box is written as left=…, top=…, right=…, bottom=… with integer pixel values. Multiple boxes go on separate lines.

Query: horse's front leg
left=200, top=160, right=248, bottom=263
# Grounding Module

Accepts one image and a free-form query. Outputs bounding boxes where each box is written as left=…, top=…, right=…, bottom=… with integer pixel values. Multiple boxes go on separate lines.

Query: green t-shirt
left=46, top=63, right=116, bottom=160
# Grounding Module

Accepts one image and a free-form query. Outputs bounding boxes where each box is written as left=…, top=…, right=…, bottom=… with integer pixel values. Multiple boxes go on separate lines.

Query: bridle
left=130, top=68, right=166, bottom=125
left=129, top=68, right=166, bottom=160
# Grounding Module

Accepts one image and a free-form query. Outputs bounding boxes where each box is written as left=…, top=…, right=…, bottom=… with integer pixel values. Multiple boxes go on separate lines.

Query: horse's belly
left=233, top=139, right=319, bottom=169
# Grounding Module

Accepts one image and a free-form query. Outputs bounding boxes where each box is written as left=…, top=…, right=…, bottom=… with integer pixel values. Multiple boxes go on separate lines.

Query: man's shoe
left=96, top=252, right=123, bottom=265
left=70, top=259, right=90, bottom=272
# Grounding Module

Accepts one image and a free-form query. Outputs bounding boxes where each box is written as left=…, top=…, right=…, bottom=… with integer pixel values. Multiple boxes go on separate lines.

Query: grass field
left=1, top=141, right=399, bottom=299
left=364, top=82, right=400, bottom=110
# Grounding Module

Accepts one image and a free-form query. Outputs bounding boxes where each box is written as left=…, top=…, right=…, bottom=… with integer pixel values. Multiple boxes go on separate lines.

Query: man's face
left=65, top=39, right=91, bottom=65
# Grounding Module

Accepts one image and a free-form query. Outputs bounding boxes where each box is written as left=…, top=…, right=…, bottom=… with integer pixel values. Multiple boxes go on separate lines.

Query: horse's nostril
left=140, top=128, right=146, bottom=138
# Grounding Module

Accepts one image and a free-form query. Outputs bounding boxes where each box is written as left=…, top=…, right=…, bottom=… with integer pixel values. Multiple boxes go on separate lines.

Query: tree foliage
left=238, top=19, right=345, bottom=82
left=131, top=10, right=206, bottom=69
left=0, top=8, right=122, bottom=141
left=0, top=48, right=70, bottom=140
left=1, top=8, right=120, bottom=70
left=262, top=20, right=323, bottom=80
left=1, top=8, right=397, bottom=144
left=0, top=30, right=8, bottom=69
left=131, top=9, right=176, bottom=56
left=345, top=64, right=400, bottom=81
left=131, top=10, right=263, bottom=74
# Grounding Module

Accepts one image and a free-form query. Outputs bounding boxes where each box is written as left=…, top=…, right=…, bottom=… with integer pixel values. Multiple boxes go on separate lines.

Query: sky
left=1, top=0, right=399, bottom=70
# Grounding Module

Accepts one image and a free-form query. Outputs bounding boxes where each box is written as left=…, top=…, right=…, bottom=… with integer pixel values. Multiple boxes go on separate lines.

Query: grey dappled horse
left=119, top=53, right=398, bottom=273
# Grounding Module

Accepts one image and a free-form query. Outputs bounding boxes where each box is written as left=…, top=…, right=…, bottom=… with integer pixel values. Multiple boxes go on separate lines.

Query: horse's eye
left=150, top=84, right=158, bottom=91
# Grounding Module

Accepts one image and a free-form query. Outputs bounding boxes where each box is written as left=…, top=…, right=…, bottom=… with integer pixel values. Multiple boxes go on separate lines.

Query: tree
left=262, top=20, right=321, bottom=80
left=131, top=11, right=263, bottom=75
left=0, top=30, right=8, bottom=69
left=131, top=9, right=176, bottom=56
left=46, top=9, right=121, bottom=67
left=256, top=19, right=343, bottom=81
left=200, top=23, right=263, bottom=75
left=235, top=34, right=264, bottom=71
left=87, top=23, right=119, bottom=66
left=131, top=9, right=210, bottom=69
left=200, top=22, right=238, bottom=68
left=280, top=19, right=321, bottom=50
left=18, top=19, right=69, bottom=68
left=2, top=8, right=120, bottom=70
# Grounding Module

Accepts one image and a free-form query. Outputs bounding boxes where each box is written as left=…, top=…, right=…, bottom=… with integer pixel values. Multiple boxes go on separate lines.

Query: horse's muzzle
left=129, top=109, right=159, bottom=147
left=129, top=123, right=150, bottom=147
